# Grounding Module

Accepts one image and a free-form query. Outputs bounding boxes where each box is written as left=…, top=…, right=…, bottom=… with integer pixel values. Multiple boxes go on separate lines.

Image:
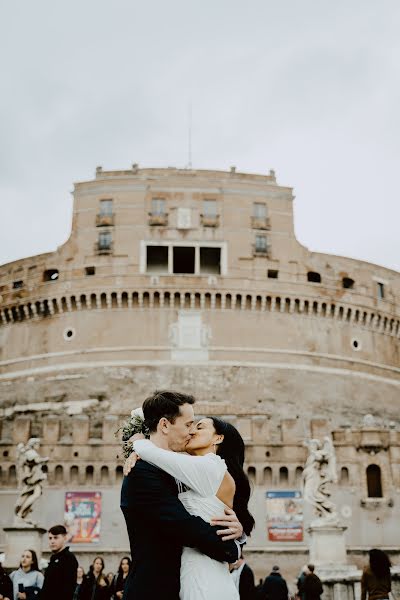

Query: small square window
left=307, top=271, right=321, bottom=283
left=268, top=270, right=279, bottom=279
left=253, top=202, right=267, bottom=218
left=255, top=235, right=267, bottom=251
left=85, top=266, right=96, bottom=276
left=99, top=199, right=113, bottom=216
left=13, top=280, right=24, bottom=289
left=342, top=277, right=354, bottom=289
left=151, top=198, right=166, bottom=215
left=203, top=199, right=217, bottom=216
left=99, top=231, right=112, bottom=249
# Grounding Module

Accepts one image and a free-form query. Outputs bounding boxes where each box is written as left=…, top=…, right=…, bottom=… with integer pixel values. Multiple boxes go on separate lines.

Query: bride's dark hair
left=209, top=417, right=255, bottom=536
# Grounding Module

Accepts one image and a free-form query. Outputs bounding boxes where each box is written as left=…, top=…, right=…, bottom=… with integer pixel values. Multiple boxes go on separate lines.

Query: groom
left=121, top=390, right=244, bottom=600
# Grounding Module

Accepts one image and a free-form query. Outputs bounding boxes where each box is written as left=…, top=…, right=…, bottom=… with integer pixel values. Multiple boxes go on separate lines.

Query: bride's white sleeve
left=133, top=439, right=226, bottom=497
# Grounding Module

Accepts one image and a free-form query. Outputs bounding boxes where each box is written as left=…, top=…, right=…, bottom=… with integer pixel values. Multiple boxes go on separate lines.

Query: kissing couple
left=120, top=390, right=255, bottom=600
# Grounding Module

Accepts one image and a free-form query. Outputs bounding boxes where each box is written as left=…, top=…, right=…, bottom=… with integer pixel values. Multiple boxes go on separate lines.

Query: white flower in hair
left=131, top=407, right=144, bottom=419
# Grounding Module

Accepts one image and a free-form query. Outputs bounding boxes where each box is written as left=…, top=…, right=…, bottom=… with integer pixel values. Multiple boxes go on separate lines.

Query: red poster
left=65, top=492, right=101, bottom=543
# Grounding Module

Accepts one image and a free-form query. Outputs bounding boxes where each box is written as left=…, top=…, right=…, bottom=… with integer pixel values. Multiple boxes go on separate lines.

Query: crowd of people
left=0, top=526, right=132, bottom=600
left=0, top=525, right=394, bottom=600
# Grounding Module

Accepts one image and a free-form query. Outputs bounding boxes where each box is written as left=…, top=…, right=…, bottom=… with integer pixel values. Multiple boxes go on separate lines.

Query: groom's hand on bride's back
left=210, top=507, right=243, bottom=541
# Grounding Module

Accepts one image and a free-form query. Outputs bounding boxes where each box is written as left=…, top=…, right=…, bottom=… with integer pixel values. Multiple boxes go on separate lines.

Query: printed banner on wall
left=64, top=492, right=101, bottom=543
left=265, top=490, right=303, bottom=541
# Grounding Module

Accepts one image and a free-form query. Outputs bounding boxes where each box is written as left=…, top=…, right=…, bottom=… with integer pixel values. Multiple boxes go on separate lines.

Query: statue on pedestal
left=14, top=438, right=48, bottom=526
left=303, top=436, right=338, bottom=525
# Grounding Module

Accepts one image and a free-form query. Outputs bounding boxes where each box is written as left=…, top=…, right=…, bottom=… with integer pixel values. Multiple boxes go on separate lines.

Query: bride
left=126, top=416, right=254, bottom=600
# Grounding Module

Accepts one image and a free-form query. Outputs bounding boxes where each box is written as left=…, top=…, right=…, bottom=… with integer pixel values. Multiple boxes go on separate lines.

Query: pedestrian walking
left=361, top=549, right=392, bottom=600
left=258, top=565, right=289, bottom=600
left=303, top=565, right=323, bottom=600
left=40, top=525, right=78, bottom=600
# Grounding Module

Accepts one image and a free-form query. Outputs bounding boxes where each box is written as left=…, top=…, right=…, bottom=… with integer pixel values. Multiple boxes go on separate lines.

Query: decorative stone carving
left=14, top=438, right=48, bottom=526
left=303, top=436, right=338, bottom=526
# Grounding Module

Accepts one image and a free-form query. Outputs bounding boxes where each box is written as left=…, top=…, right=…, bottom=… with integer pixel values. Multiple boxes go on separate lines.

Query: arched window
left=295, top=467, right=303, bottom=486
left=367, top=464, right=382, bottom=498
left=116, top=466, right=124, bottom=483
left=340, top=467, right=349, bottom=485
left=70, top=466, right=79, bottom=484
left=55, top=465, right=63, bottom=484
left=279, top=467, right=288, bottom=485
left=101, top=466, right=109, bottom=485
left=86, top=465, right=94, bottom=485
left=263, top=467, right=272, bottom=486
left=247, top=467, right=256, bottom=485
left=8, top=465, right=17, bottom=486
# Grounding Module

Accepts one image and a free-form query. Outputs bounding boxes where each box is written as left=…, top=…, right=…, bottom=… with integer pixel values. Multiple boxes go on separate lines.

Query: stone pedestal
left=307, top=523, right=361, bottom=600
left=308, top=523, right=348, bottom=567
left=3, top=526, right=46, bottom=569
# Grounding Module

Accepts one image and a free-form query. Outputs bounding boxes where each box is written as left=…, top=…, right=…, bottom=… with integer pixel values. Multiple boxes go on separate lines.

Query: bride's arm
left=133, top=439, right=225, bottom=497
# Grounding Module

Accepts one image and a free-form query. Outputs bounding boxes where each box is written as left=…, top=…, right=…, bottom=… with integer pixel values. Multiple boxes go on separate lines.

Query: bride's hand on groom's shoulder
left=210, top=507, right=244, bottom=541
left=123, top=451, right=140, bottom=476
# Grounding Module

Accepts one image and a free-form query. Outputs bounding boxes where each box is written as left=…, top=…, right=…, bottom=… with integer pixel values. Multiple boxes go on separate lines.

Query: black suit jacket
left=121, top=459, right=239, bottom=600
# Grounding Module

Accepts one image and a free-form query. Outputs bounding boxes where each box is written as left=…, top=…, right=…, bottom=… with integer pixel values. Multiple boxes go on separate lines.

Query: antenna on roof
left=187, top=100, right=192, bottom=169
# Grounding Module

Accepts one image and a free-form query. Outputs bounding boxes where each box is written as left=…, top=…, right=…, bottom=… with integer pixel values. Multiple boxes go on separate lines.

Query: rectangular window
left=200, top=247, right=221, bottom=274
left=203, top=199, right=217, bottom=216
left=99, top=231, right=112, bottom=249
left=13, top=280, right=24, bottom=289
left=268, top=269, right=279, bottom=279
left=173, top=247, right=195, bottom=274
left=100, top=199, right=113, bottom=216
left=151, top=198, right=166, bottom=215
left=377, top=282, right=385, bottom=299
left=253, top=202, right=267, bottom=218
left=146, top=246, right=168, bottom=273
left=85, top=266, right=96, bottom=276
left=255, top=235, right=268, bottom=251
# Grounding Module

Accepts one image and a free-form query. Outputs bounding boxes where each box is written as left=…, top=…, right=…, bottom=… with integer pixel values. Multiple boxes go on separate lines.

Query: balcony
left=148, top=212, right=168, bottom=226
left=200, top=214, right=220, bottom=227
left=252, top=244, right=270, bottom=257
left=251, top=216, right=271, bottom=230
left=95, top=241, right=113, bottom=255
left=96, top=214, right=115, bottom=227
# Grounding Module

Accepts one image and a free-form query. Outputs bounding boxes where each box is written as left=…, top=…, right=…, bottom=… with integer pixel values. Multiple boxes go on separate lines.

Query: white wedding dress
left=133, top=439, right=240, bottom=600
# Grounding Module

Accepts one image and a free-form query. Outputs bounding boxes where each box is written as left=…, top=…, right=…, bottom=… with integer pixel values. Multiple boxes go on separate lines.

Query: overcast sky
left=1, top=1, right=399, bottom=271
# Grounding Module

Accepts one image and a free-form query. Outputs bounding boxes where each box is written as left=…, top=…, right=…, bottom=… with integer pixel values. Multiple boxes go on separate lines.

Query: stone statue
left=303, top=436, right=338, bottom=525
left=14, top=438, right=48, bottom=526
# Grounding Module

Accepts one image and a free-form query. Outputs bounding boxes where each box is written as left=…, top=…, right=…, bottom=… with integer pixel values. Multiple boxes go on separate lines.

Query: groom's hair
left=143, top=390, right=195, bottom=433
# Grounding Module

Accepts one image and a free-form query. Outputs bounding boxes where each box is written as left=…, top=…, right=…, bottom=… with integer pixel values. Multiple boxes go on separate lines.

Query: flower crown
left=116, top=407, right=150, bottom=458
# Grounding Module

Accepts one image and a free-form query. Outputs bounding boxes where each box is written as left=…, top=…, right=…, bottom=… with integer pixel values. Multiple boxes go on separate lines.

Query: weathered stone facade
left=0, top=166, right=399, bottom=580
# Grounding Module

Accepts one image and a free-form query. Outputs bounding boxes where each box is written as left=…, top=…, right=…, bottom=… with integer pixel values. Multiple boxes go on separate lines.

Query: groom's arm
left=132, top=463, right=240, bottom=563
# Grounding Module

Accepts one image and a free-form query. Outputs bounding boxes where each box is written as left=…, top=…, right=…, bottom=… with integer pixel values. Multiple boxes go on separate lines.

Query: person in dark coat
left=40, top=525, right=78, bottom=600
left=259, top=565, right=288, bottom=600
left=303, top=565, right=323, bottom=600
left=0, top=560, right=13, bottom=600
left=112, top=558, right=131, bottom=600
left=80, top=558, right=110, bottom=600
left=121, top=391, right=243, bottom=600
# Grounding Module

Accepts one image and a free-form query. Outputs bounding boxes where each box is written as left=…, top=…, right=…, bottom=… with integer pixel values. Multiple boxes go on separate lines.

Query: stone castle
left=0, top=166, right=399, bottom=578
